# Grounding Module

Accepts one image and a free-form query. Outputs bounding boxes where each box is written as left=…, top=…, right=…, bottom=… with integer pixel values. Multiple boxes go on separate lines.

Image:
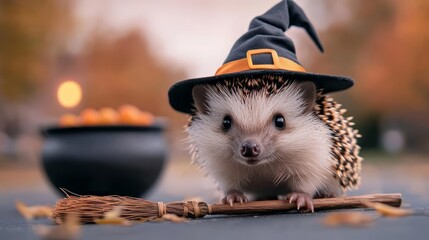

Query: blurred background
left=0, top=0, right=428, bottom=199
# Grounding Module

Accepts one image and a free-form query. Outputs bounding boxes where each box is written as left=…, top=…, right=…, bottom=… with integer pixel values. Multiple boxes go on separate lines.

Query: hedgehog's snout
left=240, top=140, right=261, bottom=158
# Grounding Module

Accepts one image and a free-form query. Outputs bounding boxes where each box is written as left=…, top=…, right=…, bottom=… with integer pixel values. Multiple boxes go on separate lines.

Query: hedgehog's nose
left=240, top=140, right=260, bottom=158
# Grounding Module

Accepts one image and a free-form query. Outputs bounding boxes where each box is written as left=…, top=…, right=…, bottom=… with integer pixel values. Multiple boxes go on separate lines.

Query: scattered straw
left=93, top=206, right=132, bottom=226
left=16, top=201, right=53, bottom=220
left=35, top=214, right=80, bottom=240
left=162, top=214, right=188, bottom=223
left=138, top=214, right=188, bottom=223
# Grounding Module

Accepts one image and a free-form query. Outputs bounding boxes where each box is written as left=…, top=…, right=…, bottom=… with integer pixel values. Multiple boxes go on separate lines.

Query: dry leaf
left=93, top=206, right=132, bottom=226
left=138, top=216, right=159, bottom=223
left=16, top=201, right=53, bottom=220
left=94, top=218, right=132, bottom=225
left=323, top=212, right=374, bottom=227
left=138, top=214, right=187, bottom=223
left=35, top=214, right=80, bottom=240
left=162, top=214, right=188, bottom=223
left=361, top=200, right=413, bottom=217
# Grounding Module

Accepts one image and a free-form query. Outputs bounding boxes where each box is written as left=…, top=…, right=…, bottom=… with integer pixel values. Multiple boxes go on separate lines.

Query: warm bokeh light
left=57, top=80, right=82, bottom=108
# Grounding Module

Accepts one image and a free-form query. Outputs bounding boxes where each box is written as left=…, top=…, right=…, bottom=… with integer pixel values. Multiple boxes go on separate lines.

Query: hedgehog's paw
left=222, top=190, right=248, bottom=207
left=280, top=192, right=314, bottom=213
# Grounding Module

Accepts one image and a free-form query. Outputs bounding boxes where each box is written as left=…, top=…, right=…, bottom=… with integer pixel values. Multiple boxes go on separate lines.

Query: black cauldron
left=41, top=124, right=167, bottom=197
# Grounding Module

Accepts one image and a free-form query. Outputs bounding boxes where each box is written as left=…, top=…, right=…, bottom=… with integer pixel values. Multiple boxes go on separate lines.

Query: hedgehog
left=168, top=0, right=362, bottom=212
left=186, top=75, right=362, bottom=212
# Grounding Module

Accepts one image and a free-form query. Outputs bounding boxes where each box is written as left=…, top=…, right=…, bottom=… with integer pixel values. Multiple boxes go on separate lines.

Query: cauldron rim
left=41, top=122, right=166, bottom=136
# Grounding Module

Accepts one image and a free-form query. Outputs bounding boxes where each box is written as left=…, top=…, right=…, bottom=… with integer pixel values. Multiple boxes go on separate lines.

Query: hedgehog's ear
left=192, top=85, right=210, bottom=114
left=297, top=81, right=316, bottom=114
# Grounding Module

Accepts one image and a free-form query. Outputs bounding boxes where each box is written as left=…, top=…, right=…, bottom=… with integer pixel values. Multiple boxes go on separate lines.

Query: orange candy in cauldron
left=59, top=105, right=154, bottom=127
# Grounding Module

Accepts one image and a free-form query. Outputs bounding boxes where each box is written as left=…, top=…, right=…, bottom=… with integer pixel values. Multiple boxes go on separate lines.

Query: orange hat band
left=215, top=49, right=306, bottom=76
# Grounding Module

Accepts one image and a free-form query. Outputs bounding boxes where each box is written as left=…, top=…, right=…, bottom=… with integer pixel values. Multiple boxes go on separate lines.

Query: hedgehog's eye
left=222, top=115, right=232, bottom=131
left=273, top=114, right=285, bottom=130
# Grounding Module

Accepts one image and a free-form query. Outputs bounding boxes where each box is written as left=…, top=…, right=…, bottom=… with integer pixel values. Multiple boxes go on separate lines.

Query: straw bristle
left=52, top=195, right=211, bottom=224
left=53, top=195, right=159, bottom=223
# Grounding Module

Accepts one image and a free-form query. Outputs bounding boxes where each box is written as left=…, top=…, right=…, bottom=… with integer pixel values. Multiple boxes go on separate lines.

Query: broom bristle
left=53, top=195, right=160, bottom=223
left=52, top=193, right=211, bottom=224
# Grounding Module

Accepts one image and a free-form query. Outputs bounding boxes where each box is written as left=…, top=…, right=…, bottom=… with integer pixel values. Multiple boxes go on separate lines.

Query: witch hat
left=169, top=0, right=354, bottom=114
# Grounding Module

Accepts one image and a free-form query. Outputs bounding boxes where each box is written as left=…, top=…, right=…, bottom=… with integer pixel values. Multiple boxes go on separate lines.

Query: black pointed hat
left=169, top=0, right=354, bottom=114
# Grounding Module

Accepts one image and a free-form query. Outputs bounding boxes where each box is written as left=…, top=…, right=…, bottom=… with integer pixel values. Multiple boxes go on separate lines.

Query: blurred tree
left=0, top=0, right=74, bottom=102
left=0, top=0, right=74, bottom=143
left=79, top=29, right=188, bottom=129
left=353, top=0, right=429, bottom=113
left=310, top=0, right=429, bottom=115
left=308, top=0, right=429, bottom=151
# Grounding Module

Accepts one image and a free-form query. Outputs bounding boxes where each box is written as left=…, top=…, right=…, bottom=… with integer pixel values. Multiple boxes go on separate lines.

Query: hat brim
left=168, top=70, right=354, bottom=114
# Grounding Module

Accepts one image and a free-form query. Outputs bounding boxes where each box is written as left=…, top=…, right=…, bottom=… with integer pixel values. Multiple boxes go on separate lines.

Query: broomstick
left=52, top=191, right=402, bottom=224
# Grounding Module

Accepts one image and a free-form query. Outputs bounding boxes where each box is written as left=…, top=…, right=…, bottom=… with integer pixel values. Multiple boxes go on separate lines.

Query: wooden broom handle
left=209, top=193, right=402, bottom=215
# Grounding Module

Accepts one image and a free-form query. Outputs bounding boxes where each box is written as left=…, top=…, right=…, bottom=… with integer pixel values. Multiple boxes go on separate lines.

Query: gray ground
left=1, top=155, right=429, bottom=240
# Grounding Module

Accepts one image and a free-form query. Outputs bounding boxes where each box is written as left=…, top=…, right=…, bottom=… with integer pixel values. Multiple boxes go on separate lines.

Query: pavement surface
left=1, top=155, right=429, bottom=240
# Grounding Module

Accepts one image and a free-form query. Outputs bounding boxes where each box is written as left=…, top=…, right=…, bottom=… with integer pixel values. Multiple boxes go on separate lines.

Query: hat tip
left=318, top=43, right=324, bottom=53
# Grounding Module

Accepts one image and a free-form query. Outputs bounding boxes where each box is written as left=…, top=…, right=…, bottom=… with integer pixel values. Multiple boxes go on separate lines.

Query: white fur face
left=187, top=81, right=335, bottom=196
